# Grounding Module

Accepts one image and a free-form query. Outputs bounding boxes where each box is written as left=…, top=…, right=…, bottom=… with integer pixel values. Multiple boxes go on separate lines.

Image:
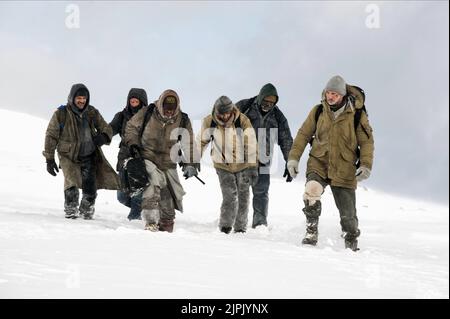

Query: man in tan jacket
left=199, top=96, right=258, bottom=234
left=287, top=76, right=374, bottom=251
left=124, top=89, right=197, bottom=232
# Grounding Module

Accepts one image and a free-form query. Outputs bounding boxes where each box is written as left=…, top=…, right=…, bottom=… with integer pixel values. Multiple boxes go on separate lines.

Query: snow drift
left=0, top=109, right=448, bottom=298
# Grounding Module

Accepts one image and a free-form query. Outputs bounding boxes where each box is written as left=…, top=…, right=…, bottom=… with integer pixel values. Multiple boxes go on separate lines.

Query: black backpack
left=120, top=157, right=150, bottom=195
left=309, top=86, right=370, bottom=168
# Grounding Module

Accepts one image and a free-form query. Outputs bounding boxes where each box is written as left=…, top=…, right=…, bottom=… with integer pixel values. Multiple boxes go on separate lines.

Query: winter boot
left=144, top=223, right=159, bottom=232
left=220, top=226, right=232, bottom=234
left=302, top=218, right=319, bottom=245
left=79, top=195, right=96, bottom=220
left=234, top=228, right=246, bottom=233
left=301, top=200, right=321, bottom=246
left=344, top=231, right=360, bottom=252
left=127, top=194, right=142, bottom=220
left=158, top=218, right=174, bottom=233
left=64, top=187, right=79, bottom=219
left=64, top=206, right=79, bottom=219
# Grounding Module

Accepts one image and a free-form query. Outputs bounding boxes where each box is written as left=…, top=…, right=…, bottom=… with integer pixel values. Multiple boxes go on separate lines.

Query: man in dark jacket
left=236, top=83, right=293, bottom=228
left=110, top=88, right=148, bottom=220
left=43, top=83, right=119, bottom=219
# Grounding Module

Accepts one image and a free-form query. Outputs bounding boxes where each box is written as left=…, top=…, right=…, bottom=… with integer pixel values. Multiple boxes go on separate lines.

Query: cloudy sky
left=0, top=1, right=448, bottom=204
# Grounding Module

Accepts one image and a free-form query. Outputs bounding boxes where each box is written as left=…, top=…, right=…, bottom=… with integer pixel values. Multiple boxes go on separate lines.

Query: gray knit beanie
left=214, top=95, right=235, bottom=114
left=325, top=75, right=347, bottom=96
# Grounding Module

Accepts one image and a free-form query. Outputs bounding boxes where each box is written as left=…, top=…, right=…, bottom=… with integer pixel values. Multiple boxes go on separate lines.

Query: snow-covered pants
left=141, top=160, right=178, bottom=225
left=216, top=168, right=251, bottom=232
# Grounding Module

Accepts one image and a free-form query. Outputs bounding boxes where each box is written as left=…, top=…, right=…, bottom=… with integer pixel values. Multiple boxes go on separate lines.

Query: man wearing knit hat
left=198, top=96, right=258, bottom=234
left=43, top=83, right=119, bottom=219
left=236, top=83, right=293, bottom=229
left=287, top=76, right=374, bottom=251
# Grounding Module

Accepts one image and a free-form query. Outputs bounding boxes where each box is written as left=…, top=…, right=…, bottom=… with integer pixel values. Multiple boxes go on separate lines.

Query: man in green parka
left=287, top=76, right=374, bottom=251
left=43, top=83, right=120, bottom=219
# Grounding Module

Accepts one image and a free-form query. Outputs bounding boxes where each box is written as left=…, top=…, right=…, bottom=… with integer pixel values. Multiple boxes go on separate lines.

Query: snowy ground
left=0, top=109, right=448, bottom=299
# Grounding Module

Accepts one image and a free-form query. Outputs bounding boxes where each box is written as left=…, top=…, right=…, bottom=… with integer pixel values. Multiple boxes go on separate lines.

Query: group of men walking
left=43, top=75, right=374, bottom=251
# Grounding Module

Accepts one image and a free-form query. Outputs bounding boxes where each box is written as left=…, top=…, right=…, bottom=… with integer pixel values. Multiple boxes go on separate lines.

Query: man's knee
left=303, top=180, right=324, bottom=206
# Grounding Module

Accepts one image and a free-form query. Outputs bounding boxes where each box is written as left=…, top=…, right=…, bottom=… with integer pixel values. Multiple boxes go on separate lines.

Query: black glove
left=283, top=164, right=293, bottom=183
left=182, top=165, right=198, bottom=180
left=93, top=133, right=109, bottom=147
left=129, top=144, right=142, bottom=158
left=46, top=159, right=59, bottom=176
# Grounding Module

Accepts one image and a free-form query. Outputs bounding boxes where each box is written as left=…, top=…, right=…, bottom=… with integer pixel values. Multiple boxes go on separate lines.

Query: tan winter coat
left=199, top=106, right=258, bottom=173
left=124, top=89, right=195, bottom=171
left=43, top=85, right=119, bottom=191
left=288, top=85, right=374, bottom=189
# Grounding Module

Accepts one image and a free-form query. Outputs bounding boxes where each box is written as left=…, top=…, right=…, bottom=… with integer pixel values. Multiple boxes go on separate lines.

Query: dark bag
left=122, top=157, right=150, bottom=195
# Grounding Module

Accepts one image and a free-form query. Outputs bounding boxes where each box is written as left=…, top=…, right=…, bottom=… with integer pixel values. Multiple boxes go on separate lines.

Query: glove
left=183, top=165, right=198, bottom=180
left=283, top=163, right=293, bottom=182
left=246, top=167, right=259, bottom=187
left=356, top=166, right=371, bottom=182
left=287, top=160, right=299, bottom=179
left=129, top=144, right=142, bottom=158
left=46, top=159, right=59, bottom=176
left=93, top=133, right=109, bottom=147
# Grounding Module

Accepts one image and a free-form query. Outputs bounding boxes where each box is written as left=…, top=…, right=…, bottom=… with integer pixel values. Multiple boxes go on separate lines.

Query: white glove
left=287, top=160, right=299, bottom=179
left=356, top=166, right=371, bottom=182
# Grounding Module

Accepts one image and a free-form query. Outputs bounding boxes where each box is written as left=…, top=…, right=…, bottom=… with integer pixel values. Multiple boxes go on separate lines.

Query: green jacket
left=288, top=85, right=374, bottom=189
left=43, top=84, right=119, bottom=191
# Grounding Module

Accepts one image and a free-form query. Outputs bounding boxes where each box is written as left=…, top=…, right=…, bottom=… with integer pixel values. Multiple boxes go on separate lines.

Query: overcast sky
left=0, top=1, right=448, bottom=204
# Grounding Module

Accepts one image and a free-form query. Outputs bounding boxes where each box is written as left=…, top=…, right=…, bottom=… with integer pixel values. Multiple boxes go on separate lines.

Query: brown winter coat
left=43, top=84, right=120, bottom=191
left=124, top=89, right=195, bottom=171
left=288, top=85, right=374, bottom=189
left=200, top=106, right=258, bottom=173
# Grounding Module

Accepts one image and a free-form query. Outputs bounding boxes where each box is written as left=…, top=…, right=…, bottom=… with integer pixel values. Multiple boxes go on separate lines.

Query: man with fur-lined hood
left=43, top=83, right=120, bottom=219
left=124, top=89, right=198, bottom=232
left=199, top=96, right=258, bottom=234
left=287, top=76, right=374, bottom=251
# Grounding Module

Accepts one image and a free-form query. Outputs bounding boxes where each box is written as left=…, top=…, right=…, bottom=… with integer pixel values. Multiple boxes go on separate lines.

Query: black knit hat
left=74, top=87, right=89, bottom=98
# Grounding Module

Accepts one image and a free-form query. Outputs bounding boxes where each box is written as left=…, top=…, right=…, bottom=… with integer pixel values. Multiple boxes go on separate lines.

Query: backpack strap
left=139, top=104, right=155, bottom=138
left=177, top=112, right=190, bottom=142
left=308, top=104, right=323, bottom=146
left=57, top=105, right=67, bottom=132
left=240, top=96, right=256, bottom=116
left=314, top=104, right=323, bottom=124
left=209, top=120, right=217, bottom=141
left=354, top=105, right=369, bottom=138
left=235, top=115, right=242, bottom=129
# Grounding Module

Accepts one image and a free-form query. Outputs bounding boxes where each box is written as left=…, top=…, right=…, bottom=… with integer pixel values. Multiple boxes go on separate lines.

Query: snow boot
left=344, top=231, right=360, bottom=252
left=302, top=217, right=318, bottom=245
left=301, top=200, right=321, bottom=246
left=220, top=226, right=232, bottom=234
left=79, top=195, right=96, bottom=220
left=144, top=223, right=159, bottom=232
left=158, top=218, right=174, bottom=233
left=234, top=229, right=246, bottom=233
left=64, top=206, right=79, bottom=219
